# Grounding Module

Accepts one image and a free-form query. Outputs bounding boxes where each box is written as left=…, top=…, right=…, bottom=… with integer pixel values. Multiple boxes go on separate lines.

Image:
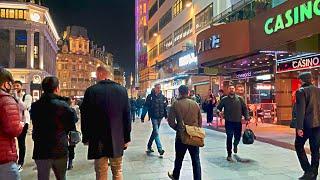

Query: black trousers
left=68, top=145, right=75, bottom=160
left=18, top=123, right=29, bottom=166
left=295, top=127, right=320, bottom=175
left=206, top=110, right=213, bottom=123
left=225, top=121, right=242, bottom=157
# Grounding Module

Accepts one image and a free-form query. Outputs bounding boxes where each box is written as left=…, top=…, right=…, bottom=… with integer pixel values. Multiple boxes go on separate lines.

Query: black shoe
left=159, top=150, right=165, bottom=156
left=298, top=172, right=316, bottom=180
left=233, top=146, right=238, bottom=154
left=147, top=148, right=155, bottom=153
left=168, top=172, right=176, bottom=180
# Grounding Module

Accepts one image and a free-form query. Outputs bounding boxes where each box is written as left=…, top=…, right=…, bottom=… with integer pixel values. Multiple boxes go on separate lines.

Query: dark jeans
left=35, top=158, right=67, bottom=180
left=206, top=110, right=213, bottom=123
left=68, top=145, right=75, bottom=160
left=225, top=121, right=242, bottom=157
left=18, top=123, right=29, bottom=166
left=295, top=127, right=320, bottom=175
left=172, top=139, right=201, bottom=180
left=131, top=110, right=136, bottom=122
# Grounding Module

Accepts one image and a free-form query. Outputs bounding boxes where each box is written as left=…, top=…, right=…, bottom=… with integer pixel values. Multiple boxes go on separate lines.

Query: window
left=195, top=4, right=213, bottom=32
left=159, top=8, right=172, bottom=30
left=148, top=23, right=158, bottom=39
left=173, top=0, right=183, bottom=17
left=0, top=29, right=10, bottom=67
left=34, top=32, right=40, bottom=69
left=72, top=65, right=76, bottom=71
left=0, top=9, right=27, bottom=20
left=143, top=3, right=147, bottom=14
left=159, top=0, right=165, bottom=8
left=149, top=1, right=158, bottom=19
left=173, top=19, right=192, bottom=45
left=15, top=30, right=27, bottom=68
left=148, top=45, right=158, bottom=61
left=159, top=35, right=172, bottom=54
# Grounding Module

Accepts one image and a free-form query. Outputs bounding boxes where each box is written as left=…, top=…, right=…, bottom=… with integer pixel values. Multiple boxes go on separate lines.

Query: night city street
left=1, top=0, right=320, bottom=180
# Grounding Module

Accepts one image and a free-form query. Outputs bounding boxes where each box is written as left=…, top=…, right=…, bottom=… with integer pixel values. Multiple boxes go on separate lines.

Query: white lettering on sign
left=197, top=35, right=221, bottom=55
left=179, top=53, right=198, bottom=67
left=236, top=72, right=252, bottom=79
left=292, top=57, right=320, bottom=69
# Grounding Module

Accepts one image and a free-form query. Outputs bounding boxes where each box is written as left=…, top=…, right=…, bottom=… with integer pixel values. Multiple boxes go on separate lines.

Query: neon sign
left=264, top=0, right=320, bottom=35
left=277, top=54, right=320, bottom=73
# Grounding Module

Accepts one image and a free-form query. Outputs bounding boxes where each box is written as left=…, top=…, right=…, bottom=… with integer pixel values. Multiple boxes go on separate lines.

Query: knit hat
left=298, top=72, right=312, bottom=84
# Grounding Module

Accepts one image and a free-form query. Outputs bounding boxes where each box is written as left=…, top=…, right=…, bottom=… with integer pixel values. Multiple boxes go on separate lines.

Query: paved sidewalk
left=203, top=114, right=310, bottom=153
left=21, top=120, right=310, bottom=180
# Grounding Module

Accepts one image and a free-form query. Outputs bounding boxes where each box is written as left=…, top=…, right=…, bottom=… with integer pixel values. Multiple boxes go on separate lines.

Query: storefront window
left=0, top=29, right=10, bottom=68
left=195, top=4, right=213, bottom=32
left=173, top=19, right=192, bottom=45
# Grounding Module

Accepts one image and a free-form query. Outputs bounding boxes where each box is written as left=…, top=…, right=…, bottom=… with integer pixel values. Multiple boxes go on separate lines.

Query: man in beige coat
left=167, top=85, right=202, bottom=180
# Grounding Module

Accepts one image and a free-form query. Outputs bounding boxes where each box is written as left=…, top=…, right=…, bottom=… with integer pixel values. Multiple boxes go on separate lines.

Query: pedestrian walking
left=136, top=96, right=144, bottom=118
left=61, top=97, right=79, bottom=171
left=0, top=68, right=23, bottom=180
left=141, top=89, right=155, bottom=123
left=217, top=84, right=250, bottom=162
left=81, top=66, right=131, bottom=180
left=168, top=85, right=203, bottom=180
left=30, top=76, right=77, bottom=180
left=145, top=84, right=167, bottom=156
left=130, top=97, right=137, bottom=122
left=294, top=72, right=320, bottom=180
left=204, top=91, right=217, bottom=126
left=13, top=80, right=32, bottom=172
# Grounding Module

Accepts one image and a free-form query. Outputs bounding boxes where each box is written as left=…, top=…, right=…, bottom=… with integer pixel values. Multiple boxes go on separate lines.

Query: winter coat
left=0, top=90, right=23, bottom=164
left=296, top=83, right=320, bottom=130
left=30, top=93, right=76, bottom=159
left=144, top=91, right=167, bottom=119
left=217, top=95, right=249, bottom=122
left=81, top=80, right=131, bottom=159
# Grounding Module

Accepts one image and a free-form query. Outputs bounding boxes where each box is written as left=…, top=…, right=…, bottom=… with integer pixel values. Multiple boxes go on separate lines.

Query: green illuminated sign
left=264, top=0, right=320, bottom=35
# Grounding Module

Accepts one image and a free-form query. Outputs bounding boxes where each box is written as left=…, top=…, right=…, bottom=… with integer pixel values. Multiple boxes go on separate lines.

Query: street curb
left=205, top=126, right=311, bottom=154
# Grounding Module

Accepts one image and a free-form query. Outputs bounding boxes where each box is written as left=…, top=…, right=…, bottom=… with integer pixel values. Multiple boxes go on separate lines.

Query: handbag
left=242, top=124, right=256, bottom=145
left=177, top=103, right=206, bottom=147
left=68, top=130, right=82, bottom=145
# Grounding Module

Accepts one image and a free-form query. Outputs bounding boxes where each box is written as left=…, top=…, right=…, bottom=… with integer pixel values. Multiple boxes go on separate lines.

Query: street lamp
left=186, top=2, right=192, bottom=8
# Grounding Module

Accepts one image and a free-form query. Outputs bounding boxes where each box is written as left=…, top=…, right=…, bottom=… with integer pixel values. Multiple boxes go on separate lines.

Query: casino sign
left=276, top=54, right=320, bottom=73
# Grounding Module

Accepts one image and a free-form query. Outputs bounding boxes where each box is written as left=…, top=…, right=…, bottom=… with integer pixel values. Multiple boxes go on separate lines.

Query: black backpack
left=242, top=128, right=256, bottom=145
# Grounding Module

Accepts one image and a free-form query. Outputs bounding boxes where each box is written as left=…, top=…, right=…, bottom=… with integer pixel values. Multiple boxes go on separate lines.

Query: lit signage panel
left=179, top=53, right=198, bottom=67
left=276, top=54, right=320, bottom=73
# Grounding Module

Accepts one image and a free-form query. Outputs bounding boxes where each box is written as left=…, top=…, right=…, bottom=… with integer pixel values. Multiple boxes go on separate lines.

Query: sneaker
left=233, top=146, right=238, bottom=154
left=159, top=150, right=165, bottom=156
left=147, top=148, right=155, bottom=153
left=168, top=172, right=176, bottom=180
left=298, top=172, right=316, bottom=180
left=226, top=156, right=235, bottom=162
left=17, top=165, right=23, bottom=172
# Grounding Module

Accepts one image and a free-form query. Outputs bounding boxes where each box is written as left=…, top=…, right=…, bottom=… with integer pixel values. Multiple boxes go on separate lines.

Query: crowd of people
left=0, top=66, right=320, bottom=180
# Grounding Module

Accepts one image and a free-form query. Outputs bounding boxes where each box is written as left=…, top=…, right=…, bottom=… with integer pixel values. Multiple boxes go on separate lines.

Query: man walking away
left=30, top=77, right=76, bottom=180
left=145, top=84, right=167, bottom=156
left=81, top=66, right=131, bottom=180
left=13, top=80, right=32, bottom=172
left=217, top=84, right=250, bottom=162
left=168, top=85, right=202, bottom=180
left=130, top=97, right=136, bottom=122
left=0, top=68, right=23, bottom=180
left=295, top=72, right=320, bottom=180
left=136, top=96, right=144, bottom=118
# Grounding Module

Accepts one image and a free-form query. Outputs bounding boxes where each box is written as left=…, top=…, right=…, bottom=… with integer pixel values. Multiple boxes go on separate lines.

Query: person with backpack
left=217, top=84, right=250, bottom=162
left=13, top=80, right=32, bottom=172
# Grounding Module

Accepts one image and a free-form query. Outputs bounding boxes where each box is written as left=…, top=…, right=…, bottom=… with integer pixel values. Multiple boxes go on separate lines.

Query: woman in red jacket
left=0, top=68, right=23, bottom=180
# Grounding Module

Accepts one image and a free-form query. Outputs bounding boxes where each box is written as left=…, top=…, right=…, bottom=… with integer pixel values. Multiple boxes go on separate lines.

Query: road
left=21, top=120, right=308, bottom=180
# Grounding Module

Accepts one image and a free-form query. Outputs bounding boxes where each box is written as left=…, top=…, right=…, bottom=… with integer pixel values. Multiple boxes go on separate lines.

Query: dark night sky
left=44, top=0, right=135, bottom=75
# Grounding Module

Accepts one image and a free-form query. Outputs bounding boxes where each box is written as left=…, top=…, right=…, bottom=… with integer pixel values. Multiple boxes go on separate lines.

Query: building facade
left=56, top=26, right=113, bottom=97
left=0, top=0, right=59, bottom=100
left=197, top=0, right=320, bottom=125
left=142, top=0, right=272, bottom=101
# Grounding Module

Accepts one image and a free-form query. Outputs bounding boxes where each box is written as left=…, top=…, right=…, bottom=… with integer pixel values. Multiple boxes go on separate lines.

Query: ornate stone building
left=0, top=0, right=59, bottom=100
left=56, top=26, right=113, bottom=97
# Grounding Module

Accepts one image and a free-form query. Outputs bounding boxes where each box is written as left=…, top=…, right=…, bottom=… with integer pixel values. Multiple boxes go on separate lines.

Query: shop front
left=197, top=0, right=320, bottom=125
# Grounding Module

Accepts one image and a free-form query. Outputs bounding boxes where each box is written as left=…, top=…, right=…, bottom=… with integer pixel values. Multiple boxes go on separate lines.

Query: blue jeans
left=225, top=121, right=242, bottom=157
left=147, top=118, right=163, bottom=152
left=173, top=139, right=201, bottom=180
left=0, top=162, right=21, bottom=180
